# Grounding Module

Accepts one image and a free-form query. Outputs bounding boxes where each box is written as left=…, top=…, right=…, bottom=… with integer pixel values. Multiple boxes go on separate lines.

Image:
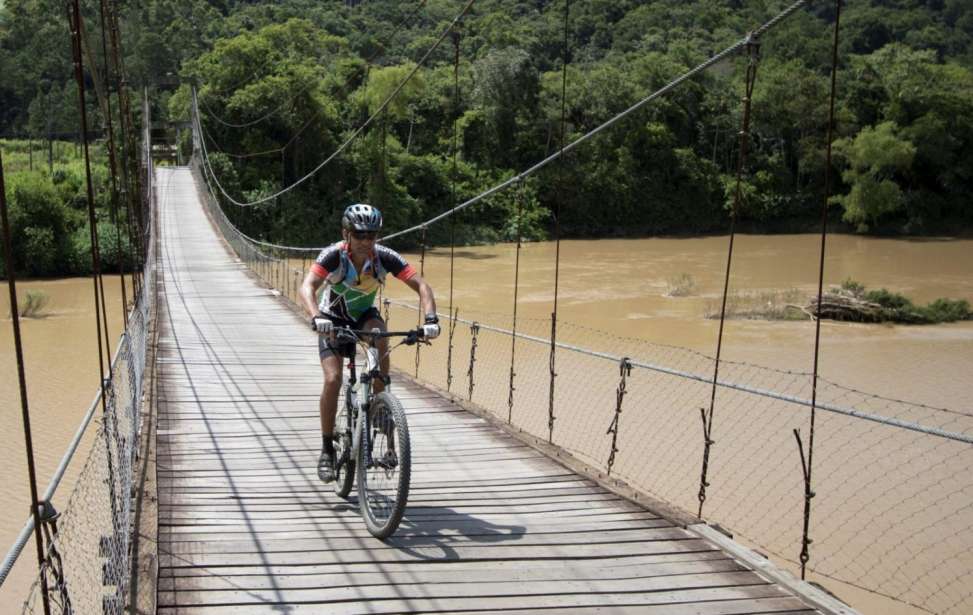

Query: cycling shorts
left=318, top=307, right=383, bottom=360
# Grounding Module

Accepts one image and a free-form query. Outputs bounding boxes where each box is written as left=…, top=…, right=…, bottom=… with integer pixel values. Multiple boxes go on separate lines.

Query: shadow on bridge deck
left=149, top=167, right=841, bottom=614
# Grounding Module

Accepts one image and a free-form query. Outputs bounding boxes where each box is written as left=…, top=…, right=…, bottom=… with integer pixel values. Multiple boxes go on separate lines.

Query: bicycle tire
left=333, top=392, right=356, bottom=498
left=357, top=391, right=411, bottom=539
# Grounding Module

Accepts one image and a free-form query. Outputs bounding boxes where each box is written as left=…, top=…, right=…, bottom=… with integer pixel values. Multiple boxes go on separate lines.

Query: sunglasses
left=350, top=230, right=378, bottom=240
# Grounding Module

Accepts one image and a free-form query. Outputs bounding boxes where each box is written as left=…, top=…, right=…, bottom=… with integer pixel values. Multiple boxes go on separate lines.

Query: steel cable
left=797, top=0, right=844, bottom=581
left=195, top=0, right=474, bottom=208
left=198, top=0, right=427, bottom=130
left=382, top=0, right=810, bottom=242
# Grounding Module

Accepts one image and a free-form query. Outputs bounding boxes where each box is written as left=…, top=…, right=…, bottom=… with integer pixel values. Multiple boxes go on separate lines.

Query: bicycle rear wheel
left=333, top=393, right=356, bottom=498
left=357, top=391, right=411, bottom=539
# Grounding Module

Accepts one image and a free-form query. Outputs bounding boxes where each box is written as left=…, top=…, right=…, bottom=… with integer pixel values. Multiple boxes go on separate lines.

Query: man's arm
left=300, top=270, right=325, bottom=320
left=403, top=274, right=437, bottom=320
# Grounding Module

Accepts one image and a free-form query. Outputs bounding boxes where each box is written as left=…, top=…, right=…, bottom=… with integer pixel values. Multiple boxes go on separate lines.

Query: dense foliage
left=2, top=0, right=972, bottom=257
left=0, top=140, right=135, bottom=277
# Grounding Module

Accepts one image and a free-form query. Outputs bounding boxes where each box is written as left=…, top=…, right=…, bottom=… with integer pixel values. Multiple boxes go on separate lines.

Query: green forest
left=1, top=0, right=972, bottom=268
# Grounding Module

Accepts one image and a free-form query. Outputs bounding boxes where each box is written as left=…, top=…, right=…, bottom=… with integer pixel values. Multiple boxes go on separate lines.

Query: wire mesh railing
left=192, top=154, right=973, bottom=613
left=388, top=300, right=973, bottom=615
left=10, top=154, right=155, bottom=615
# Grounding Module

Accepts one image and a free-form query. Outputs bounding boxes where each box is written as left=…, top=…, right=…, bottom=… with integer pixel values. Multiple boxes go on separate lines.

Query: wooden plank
left=161, top=527, right=691, bottom=556
left=158, top=570, right=770, bottom=605
left=157, top=586, right=801, bottom=614
left=158, top=539, right=716, bottom=568
left=157, top=557, right=748, bottom=591
left=158, top=520, right=676, bottom=543
left=160, top=549, right=734, bottom=576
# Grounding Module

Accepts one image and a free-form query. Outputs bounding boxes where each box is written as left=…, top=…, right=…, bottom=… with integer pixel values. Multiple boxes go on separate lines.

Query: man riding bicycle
left=299, top=203, right=439, bottom=483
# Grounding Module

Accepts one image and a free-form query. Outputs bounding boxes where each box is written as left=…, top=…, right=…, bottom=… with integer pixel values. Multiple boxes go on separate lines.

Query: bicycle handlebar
left=332, top=326, right=428, bottom=345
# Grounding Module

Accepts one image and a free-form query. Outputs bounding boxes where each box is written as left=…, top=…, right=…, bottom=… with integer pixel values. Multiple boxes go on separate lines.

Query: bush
left=864, top=287, right=914, bottom=311
left=22, top=226, right=57, bottom=275
left=10, top=290, right=50, bottom=318
left=921, top=298, right=971, bottom=323
left=665, top=273, right=697, bottom=297
left=840, top=278, right=865, bottom=295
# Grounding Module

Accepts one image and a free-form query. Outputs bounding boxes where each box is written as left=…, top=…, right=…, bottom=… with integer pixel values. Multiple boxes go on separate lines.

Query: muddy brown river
left=1, top=235, right=971, bottom=614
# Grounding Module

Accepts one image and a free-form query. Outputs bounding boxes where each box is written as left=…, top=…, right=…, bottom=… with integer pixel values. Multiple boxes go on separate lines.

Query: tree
left=832, top=121, right=916, bottom=231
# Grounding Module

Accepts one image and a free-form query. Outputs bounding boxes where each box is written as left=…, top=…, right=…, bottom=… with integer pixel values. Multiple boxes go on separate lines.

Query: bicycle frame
left=329, top=325, right=424, bottom=474
left=342, top=337, right=384, bottom=473
left=323, top=324, right=426, bottom=537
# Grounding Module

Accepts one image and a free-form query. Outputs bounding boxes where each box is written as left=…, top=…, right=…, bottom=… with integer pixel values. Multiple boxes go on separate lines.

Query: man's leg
left=318, top=353, right=343, bottom=482
left=360, top=316, right=389, bottom=394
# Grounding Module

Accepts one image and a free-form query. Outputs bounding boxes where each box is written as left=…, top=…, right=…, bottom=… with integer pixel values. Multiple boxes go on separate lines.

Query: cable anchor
left=605, top=358, right=632, bottom=476
left=446, top=307, right=458, bottom=393
left=794, top=428, right=816, bottom=578
left=467, top=322, right=479, bottom=401
left=697, top=407, right=716, bottom=517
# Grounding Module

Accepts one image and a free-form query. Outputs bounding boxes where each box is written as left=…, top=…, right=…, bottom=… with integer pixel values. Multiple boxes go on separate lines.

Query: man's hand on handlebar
left=422, top=314, right=440, bottom=340
left=310, top=315, right=332, bottom=334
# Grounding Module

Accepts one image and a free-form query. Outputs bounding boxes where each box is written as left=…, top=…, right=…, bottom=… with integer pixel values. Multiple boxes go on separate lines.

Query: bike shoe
left=317, top=449, right=336, bottom=483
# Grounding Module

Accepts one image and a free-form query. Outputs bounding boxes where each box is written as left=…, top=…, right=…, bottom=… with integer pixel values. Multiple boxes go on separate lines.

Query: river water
left=387, top=234, right=973, bottom=411
left=1, top=235, right=971, bottom=613
left=384, top=234, right=973, bottom=615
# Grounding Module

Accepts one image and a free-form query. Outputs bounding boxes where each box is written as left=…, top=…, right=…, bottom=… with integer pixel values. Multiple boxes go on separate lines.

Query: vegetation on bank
left=815, top=279, right=973, bottom=324
left=1, top=1, right=972, bottom=264
left=701, top=278, right=972, bottom=324
left=0, top=139, right=134, bottom=278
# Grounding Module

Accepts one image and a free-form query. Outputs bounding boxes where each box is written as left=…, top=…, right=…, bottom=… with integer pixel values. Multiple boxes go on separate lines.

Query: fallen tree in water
left=706, top=280, right=972, bottom=324
left=809, top=280, right=972, bottom=324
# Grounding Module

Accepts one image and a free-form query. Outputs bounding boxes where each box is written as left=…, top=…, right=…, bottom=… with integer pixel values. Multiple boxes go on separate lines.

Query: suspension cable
left=447, top=28, right=461, bottom=393
left=69, top=0, right=112, bottom=391
left=107, top=0, right=145, bottom=295
left=195, top=0, right=474, bottom=208
left=98, top=0, right=128, bottom=328
left=508, top=181, right=524, bottom=423
left=697, top=35, right=760, bottom=520
left=385, top=298, right=973, bottom=445
left=548, top=0, right=571, bottom=444
left=0, top=153, right=53, bottom=615
left=198, top=0, right=428, bottom=130
left=199, top=0, right=426, bottom=163
left=798, top=0, right=843, bottom=581
left=74, top=7, right=116, bottom=363
left=383, top=0, right=809, bottom=242
left=194, top=0, right=810, bottom=255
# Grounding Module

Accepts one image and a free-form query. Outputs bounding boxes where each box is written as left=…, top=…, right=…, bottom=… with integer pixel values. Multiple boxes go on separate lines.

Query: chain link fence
left=13, top=154, right=155, bottom=615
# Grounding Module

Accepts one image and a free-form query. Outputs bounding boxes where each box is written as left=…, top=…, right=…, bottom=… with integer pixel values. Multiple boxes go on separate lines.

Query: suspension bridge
left=1, top=0, right=971, bottom=614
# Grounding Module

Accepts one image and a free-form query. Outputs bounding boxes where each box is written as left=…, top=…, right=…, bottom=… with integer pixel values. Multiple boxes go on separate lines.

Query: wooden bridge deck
left=153, top=167, right=827, bottom=614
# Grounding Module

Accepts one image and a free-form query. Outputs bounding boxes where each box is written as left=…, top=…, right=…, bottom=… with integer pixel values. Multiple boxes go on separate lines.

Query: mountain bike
left=328, top=325, right=428, bottom=539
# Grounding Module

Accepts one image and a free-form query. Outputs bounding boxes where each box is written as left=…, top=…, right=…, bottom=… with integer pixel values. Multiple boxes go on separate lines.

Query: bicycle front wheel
left=357, top=391, right=411, bottom=539
left=333, top=394, right=356, bottom=498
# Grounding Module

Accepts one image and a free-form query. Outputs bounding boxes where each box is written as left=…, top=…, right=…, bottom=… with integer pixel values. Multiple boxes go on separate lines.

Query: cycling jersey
left=310, top=242, right=416, bottom=321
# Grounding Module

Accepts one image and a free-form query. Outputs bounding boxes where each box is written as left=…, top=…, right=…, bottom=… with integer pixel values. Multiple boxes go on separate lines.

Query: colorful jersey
left=310, top=242, right=416, bottom=321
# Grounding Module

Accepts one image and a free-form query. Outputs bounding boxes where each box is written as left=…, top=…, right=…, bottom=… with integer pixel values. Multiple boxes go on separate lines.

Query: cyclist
left=299, top=203, right=439, bottom=483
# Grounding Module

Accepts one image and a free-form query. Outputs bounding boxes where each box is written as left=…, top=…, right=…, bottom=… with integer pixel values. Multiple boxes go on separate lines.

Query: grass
left=9, top=290, right=50, bottom=318
left=705, top=288, right=807, bottom=320
left=665, top=273, right=697, bottom=297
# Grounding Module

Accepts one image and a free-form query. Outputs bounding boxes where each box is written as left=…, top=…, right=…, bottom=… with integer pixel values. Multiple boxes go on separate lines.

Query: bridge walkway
left=153, top=167, right=826, bottom=614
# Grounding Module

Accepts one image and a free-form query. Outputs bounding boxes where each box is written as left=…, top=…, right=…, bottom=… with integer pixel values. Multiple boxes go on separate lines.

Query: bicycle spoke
left=358, top=392, right=411, bottom=538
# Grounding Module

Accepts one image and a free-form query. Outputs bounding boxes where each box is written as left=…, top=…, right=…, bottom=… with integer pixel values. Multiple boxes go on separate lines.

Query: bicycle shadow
left=379, top=505, right=527, bottom=561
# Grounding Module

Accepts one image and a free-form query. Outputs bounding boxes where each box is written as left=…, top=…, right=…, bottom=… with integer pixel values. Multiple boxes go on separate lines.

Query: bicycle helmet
left=341, top=203, right=383, bottom=232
